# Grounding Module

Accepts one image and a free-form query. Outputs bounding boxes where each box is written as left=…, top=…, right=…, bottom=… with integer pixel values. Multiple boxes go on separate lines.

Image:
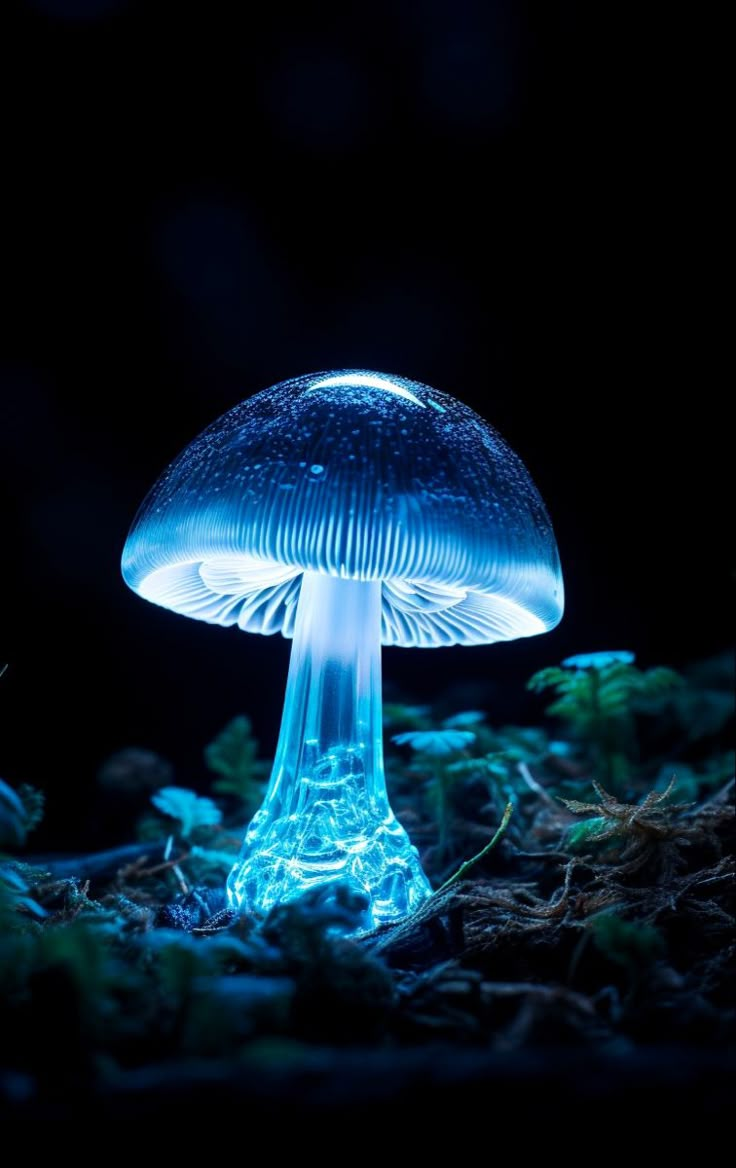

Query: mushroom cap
left=122, top=370, right=563, bottom=647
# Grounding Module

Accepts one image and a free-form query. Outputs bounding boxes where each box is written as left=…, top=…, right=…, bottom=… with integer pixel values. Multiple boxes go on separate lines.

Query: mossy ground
left=1, top=652, right=733, bottom=1120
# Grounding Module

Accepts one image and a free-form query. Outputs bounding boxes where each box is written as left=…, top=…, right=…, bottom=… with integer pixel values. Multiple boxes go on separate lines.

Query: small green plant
left=204, top=716, right=270, bottom=815
left=392, top=729, right=475, bottom=858
left=382, top=703, right=432, bottom=731
left=0, top=779, right=46, bottom=928
left=151, top=787, right=223, bottom=839
left=590, top=912, right=666, bottom=999
left=592, top=912, right=665, bottom=969
left=653, top=752, right=735, bottom=803
left=528, top=651, right=683, bottom=788
left=442, top=710, right=487, bottom=729
left=445, top=725, right=571, bottom=815
left=668, top=651, right=735, bottom=744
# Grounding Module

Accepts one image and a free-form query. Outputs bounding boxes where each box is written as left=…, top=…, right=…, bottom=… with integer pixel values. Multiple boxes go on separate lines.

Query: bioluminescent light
left=562, top=651, right=635, bottom=670
left=121, top=369, right=564, bottom=933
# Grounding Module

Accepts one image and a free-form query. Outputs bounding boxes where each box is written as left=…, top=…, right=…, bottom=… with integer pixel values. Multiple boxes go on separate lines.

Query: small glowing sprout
left=121, top=369, right=563, bottom=933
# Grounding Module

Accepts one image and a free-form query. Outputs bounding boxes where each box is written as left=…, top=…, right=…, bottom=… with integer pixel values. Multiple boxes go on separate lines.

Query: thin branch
left=517, top=761, right=560, bottom=811
left=434, top=802, right=514, bottom=896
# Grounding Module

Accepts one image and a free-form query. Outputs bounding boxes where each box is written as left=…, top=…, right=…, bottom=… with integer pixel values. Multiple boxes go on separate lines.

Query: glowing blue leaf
left=151, top=787, right=223, bottom=839
left=392, top=729, right=476, bottom=756
left=563, top=651, right=635, bottom=670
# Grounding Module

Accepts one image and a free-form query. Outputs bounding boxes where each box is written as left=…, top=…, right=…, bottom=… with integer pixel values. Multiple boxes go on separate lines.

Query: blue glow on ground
left=226, top=572, right=432, bottom=931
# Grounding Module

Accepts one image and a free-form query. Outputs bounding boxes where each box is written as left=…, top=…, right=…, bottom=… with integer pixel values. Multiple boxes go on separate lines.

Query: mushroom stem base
left=226, top=571, right=432, bottom=933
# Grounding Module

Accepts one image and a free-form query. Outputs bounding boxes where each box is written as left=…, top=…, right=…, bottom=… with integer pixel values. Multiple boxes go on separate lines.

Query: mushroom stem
left=226, top=570, right=432, bottom=931
left=269, top=571, right=385, bottom=812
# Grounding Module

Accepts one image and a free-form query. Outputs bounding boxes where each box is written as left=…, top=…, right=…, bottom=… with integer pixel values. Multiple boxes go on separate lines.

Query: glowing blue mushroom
left=122, top=369, right=564, bottom=932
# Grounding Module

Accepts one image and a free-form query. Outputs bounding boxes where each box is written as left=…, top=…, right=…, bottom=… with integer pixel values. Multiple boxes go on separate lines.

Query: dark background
left=1, top=1, right=729, bottom=848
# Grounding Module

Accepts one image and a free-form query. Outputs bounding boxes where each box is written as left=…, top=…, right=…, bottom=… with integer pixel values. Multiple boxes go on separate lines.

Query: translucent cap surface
left=122, top=370, right=564, bottom=647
